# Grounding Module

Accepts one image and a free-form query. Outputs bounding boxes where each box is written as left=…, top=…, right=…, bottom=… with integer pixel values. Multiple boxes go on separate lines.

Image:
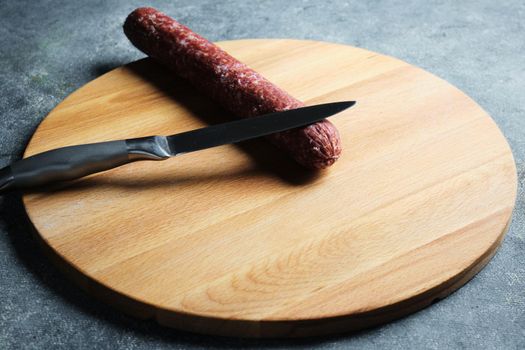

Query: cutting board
left=23, top=39, right=517, bottom=337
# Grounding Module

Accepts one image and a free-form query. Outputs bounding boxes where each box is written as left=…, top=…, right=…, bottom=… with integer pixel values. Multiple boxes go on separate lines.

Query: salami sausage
left=123, top=7, right=341, bottom=169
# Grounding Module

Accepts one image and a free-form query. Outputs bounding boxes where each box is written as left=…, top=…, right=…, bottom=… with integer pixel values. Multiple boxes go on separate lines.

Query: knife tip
left=333, top=100, right=356, bottom=112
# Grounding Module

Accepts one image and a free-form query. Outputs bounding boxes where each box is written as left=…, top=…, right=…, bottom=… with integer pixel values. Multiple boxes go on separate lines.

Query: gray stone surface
left=0, top=0, right=523, bottom=348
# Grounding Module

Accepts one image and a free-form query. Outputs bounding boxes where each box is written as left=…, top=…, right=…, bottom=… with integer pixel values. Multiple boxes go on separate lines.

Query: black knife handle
left=0, top=136, right=171, bottom=193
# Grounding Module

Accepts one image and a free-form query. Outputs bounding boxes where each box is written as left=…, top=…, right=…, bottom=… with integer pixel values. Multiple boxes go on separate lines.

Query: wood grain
left=22, top=39, right=517, bottom=337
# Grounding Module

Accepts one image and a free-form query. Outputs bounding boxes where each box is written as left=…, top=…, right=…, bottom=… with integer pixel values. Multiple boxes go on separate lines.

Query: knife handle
left=0, top=136, right=171, bottom=193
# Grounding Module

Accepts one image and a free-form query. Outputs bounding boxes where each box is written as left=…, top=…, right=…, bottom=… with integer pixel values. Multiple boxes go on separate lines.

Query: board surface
left=22, top=39, right=517, bottom=337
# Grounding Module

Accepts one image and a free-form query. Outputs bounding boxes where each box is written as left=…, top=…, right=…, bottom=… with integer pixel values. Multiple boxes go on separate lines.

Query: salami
left=123, top=7, right=341, bottom=169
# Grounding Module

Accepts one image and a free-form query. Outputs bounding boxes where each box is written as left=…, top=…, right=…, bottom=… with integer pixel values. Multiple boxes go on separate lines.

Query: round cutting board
left=23, top=39, right=517, bottom=337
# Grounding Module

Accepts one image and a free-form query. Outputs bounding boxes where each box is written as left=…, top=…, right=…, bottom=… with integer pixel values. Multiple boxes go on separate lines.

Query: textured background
left=0, top=0, right=523, bottom=349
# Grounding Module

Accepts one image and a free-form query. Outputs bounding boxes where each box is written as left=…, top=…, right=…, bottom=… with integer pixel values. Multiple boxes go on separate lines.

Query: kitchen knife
left=0, top=101, right=355, bottom=193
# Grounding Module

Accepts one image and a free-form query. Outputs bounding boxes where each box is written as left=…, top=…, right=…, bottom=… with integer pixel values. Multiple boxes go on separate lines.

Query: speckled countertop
left=0, top=1, right=523, bottom=349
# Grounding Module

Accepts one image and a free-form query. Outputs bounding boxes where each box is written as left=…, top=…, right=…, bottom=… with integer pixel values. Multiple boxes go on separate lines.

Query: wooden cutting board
left=22, top=39, right=517, bottom=337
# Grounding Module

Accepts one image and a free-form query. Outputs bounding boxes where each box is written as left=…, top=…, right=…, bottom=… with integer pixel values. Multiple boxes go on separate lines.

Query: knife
left=0, top=101, right=355, bottom=193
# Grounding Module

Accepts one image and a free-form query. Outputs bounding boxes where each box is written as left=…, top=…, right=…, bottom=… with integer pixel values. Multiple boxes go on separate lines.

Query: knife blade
left=0, top=101, right=355, bottom=193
